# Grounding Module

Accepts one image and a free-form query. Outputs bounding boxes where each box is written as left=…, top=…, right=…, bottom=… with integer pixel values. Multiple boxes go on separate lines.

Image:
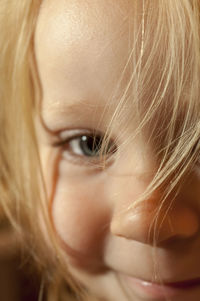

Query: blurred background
left=0, top=212, right=41, bottom=301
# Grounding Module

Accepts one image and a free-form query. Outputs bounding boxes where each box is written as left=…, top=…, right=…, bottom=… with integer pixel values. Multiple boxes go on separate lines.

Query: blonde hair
left=0, top=0, right=200, bottom=300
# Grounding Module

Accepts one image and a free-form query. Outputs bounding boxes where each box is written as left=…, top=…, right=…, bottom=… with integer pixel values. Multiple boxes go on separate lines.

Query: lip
left=121, top=274, right=200, bottom=300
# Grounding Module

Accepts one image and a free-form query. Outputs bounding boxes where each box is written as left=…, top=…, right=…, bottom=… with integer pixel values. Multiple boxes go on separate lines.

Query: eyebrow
left=41, top=98, right=109, bottom=132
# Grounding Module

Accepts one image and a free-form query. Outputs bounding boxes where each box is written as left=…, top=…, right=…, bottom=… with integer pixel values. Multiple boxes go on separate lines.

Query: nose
left=109, top=142, right=200, bottom=246
left=110, top=197, right=199, bottom=245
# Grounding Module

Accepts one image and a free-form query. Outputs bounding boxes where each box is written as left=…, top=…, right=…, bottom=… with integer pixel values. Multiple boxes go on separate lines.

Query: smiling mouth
left=121, top=274, right=200, bottom=299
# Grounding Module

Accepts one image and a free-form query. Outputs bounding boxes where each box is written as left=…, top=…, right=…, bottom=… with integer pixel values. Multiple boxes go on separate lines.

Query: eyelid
left=60, top=128, right=93, bottom=141
left=53, top=128, right=94, bottom=147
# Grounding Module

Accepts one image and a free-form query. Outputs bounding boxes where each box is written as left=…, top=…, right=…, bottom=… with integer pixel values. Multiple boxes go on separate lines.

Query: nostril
left=147, top=207, right=200, bottom=245
left=110, top=203, right=200, bottom=246
left=165, top=206, right=200, bottom=239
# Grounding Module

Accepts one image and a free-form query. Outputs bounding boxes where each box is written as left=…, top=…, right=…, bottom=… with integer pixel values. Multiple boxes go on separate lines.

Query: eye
left=55, top=130, right=117, bottom=165
left=69, top=134, right=104, bottom=157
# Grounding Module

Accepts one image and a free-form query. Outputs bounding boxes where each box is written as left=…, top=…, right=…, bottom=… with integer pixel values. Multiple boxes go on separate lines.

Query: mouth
left=121, top=274, right=200, bottom=300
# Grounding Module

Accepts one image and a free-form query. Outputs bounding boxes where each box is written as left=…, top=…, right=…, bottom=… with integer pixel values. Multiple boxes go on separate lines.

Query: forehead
left=35, top=0, right=135, bottom=122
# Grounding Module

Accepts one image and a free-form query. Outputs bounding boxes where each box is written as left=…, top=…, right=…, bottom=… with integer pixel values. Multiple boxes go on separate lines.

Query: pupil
left=80, top=135, right=102, bottom=156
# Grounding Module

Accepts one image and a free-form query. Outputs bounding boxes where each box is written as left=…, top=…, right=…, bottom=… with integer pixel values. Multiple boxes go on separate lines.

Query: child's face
left=35, top=1, right=200, bottom=300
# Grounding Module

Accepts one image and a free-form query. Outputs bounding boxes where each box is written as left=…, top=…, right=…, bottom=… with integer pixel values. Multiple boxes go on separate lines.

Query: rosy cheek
left=51, top=161, right=111, bottom=267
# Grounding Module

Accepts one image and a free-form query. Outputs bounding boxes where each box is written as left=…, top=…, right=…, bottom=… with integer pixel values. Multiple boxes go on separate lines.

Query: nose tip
left=110, top=202, right=199, bottom=245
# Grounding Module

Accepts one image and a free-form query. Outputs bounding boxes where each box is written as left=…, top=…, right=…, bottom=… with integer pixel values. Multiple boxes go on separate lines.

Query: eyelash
left=54, top=130, right=117, bottom=166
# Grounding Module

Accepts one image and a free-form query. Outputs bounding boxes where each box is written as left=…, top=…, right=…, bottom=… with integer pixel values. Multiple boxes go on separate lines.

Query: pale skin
left=35, top=1, right=200, bottom=300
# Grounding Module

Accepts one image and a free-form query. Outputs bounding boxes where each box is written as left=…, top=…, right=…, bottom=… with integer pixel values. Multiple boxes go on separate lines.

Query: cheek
left=51, top=161, right=111, bottom=264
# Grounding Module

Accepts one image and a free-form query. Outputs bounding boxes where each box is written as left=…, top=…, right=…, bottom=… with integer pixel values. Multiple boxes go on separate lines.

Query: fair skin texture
left=35, top=1, right=200, bottom=300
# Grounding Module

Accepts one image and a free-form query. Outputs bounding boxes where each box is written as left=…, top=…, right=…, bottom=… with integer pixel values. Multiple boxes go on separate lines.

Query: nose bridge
left=109, top=171, right=200, bottom=245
